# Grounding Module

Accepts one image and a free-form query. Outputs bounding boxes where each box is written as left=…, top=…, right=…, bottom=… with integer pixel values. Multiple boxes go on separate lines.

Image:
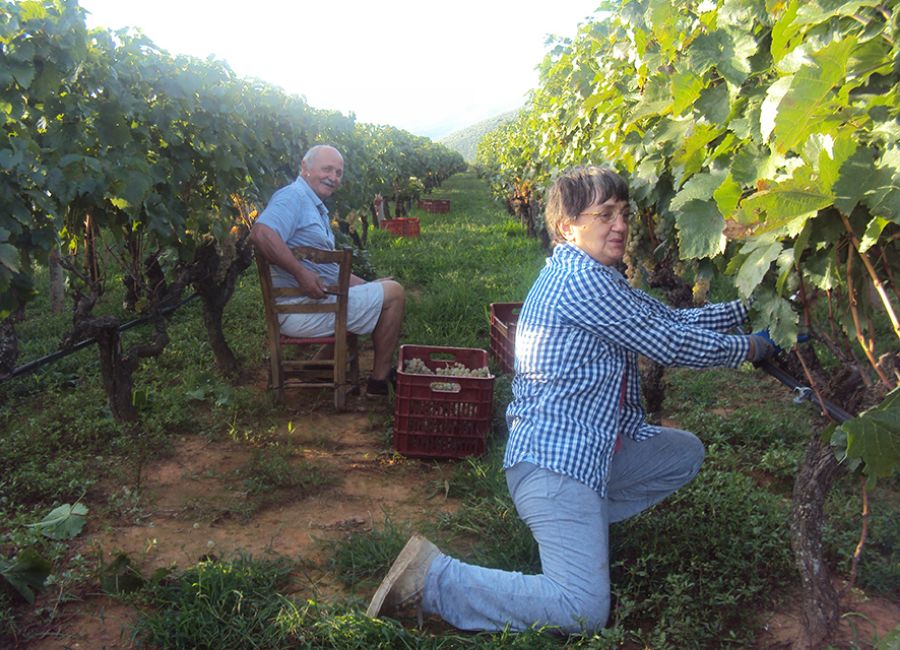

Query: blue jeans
left=420, top=428, right=704, bottom=633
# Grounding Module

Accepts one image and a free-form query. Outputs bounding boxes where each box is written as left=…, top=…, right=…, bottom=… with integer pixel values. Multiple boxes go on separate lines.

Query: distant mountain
left=438, top=110, right=519, bottom=162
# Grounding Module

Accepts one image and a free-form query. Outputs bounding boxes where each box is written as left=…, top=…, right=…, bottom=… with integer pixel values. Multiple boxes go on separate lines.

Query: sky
left=77, top=0, right=600, bottom=140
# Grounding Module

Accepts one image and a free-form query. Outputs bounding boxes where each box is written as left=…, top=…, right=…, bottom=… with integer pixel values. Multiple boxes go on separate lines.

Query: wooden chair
left=255, top=245, right=360, bottom=410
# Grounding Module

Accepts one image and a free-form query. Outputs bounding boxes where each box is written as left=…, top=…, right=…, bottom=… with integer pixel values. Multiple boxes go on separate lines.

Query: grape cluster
left=623, top=215, right=642, bottom=281
left=654, top=212, right=675, bottom=245
left=403, top=358, right=490, bottom=377
left=692, top=274, right=711, bottom=303
left=624, top=211, right=654, bottom=283
left=403, top=357, right=432, bottom=375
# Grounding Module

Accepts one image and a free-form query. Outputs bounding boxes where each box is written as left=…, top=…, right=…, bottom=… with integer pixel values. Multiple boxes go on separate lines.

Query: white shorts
left=277, top=282, right=384, bottom=338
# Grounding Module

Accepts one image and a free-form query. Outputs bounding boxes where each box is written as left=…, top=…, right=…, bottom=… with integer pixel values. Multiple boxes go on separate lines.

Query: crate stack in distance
left=416, top=198, right=450, bottom=213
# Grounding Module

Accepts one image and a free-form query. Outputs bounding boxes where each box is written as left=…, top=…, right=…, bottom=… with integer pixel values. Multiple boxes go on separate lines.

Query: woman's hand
left=746, top=330, right=779, bottom=363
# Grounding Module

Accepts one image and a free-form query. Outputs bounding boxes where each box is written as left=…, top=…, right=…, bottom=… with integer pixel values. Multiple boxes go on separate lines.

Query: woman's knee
left=684, top=432, right=705, bottom=477
left=660, top=428, right=705, bottom=480
left=556, top=592, right=610, bottom=635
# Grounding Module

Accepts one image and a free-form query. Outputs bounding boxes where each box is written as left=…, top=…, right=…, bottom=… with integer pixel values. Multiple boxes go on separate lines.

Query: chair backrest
left=254, top=245, right=353, bottom=343
left=254, top=245, right=359, bottom=409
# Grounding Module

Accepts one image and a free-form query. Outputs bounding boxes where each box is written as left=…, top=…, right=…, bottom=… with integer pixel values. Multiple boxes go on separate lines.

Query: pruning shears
left=757, top=360, right=853, bottom=424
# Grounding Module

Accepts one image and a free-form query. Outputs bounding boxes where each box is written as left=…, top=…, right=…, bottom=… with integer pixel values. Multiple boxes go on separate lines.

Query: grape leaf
left=804, top=133, right=856, bottom=192
left=770, top=0, right=801, bottom=64
left=739, top=171, right=832, bottom=229
left=761, top=76, right=792, bottom=144
left=0, top=549, right=51, bottom=603
left=649, top=1, right=679, bottom=57
left=695, top=83, right=730, bottom=125
left=673, top=123, right=725, bottom=183
left=752, top=293, right=797, bottom=346
left=735, top=237, right=782, bottom=296
left=838, top=388, right=900, bottom=480
left=688, top=28, right=754, bottom=87
left=670, top=170, right=727, bottom=211
left=863, top=148, right=900, bottom=223
left=671, top=67, right=704, bottom=116
left=0, top=243, right=21, bottom=274
left=713, top=174, right=742, bottom=217
left=675, top=199, right=726, bottom=259
left=835, top=147, right=900, bottom=222
left=8, top=61, right=36, bottom=90
left=834, top=148, right=875, bottom=215
left=860, top=217, right=891, bottom=253
left=26, top=503, right=89, bottom=540
left=632, top=76, right=673, bottom=121
left=794, top=0, right=882, bottom=26
left=771, top=37, right=855, bottom=154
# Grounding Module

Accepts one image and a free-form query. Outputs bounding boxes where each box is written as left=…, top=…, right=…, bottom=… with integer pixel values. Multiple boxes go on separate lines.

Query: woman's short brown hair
left=544, top=166, right=629, bottom=243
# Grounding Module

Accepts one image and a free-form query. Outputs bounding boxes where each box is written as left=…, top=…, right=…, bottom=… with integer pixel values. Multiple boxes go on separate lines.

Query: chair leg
left=349, top=335, right=360, bottom=396
left=333, top=368, right=346, bottom=411
left=271, top=345, right=284, bottom=404
left=334, top=336, right=347, bottom=411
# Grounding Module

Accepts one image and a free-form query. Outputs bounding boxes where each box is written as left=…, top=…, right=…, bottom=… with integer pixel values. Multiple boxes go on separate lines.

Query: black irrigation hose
left=2, top=292, right=200, bottom=382
left=757, top=359, right=854, bottom=424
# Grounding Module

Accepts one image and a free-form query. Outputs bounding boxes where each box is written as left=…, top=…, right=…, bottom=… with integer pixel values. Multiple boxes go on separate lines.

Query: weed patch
left=611, top=469, right=793, bottom=648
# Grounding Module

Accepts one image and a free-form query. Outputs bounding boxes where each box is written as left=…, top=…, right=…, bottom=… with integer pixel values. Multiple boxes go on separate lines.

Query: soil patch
left=755, top=583, right=899, bottom=649
left=21, top=389, right=462, bottom=649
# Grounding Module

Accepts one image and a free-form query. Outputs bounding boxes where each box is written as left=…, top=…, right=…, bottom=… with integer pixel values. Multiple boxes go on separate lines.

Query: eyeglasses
left=577, top=210, right=631, bottom=224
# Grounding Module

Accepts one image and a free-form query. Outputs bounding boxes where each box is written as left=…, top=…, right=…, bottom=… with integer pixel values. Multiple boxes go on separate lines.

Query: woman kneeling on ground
left=366, top=165, right=777, bottom=634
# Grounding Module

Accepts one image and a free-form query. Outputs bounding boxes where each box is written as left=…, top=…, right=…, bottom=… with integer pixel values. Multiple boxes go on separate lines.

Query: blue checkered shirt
left=503, top=244, right=749, bottom=496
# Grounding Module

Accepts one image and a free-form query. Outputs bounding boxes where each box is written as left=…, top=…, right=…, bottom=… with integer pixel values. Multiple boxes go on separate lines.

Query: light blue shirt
left=256, top=176, right=337, bottom=286
left=503, top=243, right=749, bottom=496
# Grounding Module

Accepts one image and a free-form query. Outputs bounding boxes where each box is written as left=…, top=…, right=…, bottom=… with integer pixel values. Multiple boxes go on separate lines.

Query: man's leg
left=607, top=427, right=704, bottom=523
left=370, top=279, right=404, bottom=380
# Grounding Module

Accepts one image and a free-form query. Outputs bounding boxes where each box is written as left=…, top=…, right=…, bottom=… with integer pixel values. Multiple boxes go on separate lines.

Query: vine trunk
left=790, top=435, right=842, bottom=649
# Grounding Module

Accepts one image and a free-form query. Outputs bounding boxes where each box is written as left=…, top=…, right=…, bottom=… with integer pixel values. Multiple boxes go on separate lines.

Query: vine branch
left=839, top=213, right=900, bottom=344
left=839, top=476, right=869, bottom=599
left=844, top=239, right=892, bottom=388
left=794, top=347, right=839, bottom=424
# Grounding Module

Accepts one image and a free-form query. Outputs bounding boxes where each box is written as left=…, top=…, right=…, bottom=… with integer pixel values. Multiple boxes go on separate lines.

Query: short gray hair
left=303, top=144, right=342, bottom=166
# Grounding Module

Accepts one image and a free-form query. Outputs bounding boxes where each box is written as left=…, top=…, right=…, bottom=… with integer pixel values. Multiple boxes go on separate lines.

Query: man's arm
left=250, top=222, right=327, bottom=300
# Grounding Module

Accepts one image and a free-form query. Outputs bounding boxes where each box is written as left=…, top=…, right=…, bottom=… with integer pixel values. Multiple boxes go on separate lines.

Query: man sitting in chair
left=250, top=144, right=404, bottom=397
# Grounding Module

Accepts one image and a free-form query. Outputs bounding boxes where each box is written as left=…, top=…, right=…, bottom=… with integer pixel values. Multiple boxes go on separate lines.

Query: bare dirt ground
left=21, top=367, right=462, bottom=649
left=15, top=369, right=899, bottom=649
left=758, top=595, right=898, bottom=650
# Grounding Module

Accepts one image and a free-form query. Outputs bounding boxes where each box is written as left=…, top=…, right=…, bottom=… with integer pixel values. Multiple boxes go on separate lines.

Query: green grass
left=2, top=172, right=897, bottom=649
left=236, top=446, right=341, bottom=517
left=320, top=516, right=412, bottom=590
left=130, top=553, right=300, bottom=649
left=369, top=174, right=544, bottom=348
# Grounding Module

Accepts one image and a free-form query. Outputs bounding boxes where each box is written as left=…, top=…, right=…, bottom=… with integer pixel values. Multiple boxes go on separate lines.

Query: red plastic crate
left=382, top=219, right=403, bottom=235
left=399, top=217, right=420, bottom=236
left=489, top=302, right=522, bottom=374
left=394, top=345, right=494, bottom=459
left=416, top=199, right=450, bottom=213
left=381, top=217, right=419, bottom=237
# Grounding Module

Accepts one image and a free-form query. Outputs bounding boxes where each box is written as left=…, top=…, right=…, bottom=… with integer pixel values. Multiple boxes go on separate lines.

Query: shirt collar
left=295, top=176, right=328, bottom=215
left=553, top=243, right=626, bottom=281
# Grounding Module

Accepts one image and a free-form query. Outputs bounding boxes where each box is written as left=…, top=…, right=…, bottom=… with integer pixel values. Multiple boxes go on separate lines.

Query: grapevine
left=0, top=0, right=465, bottom=410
